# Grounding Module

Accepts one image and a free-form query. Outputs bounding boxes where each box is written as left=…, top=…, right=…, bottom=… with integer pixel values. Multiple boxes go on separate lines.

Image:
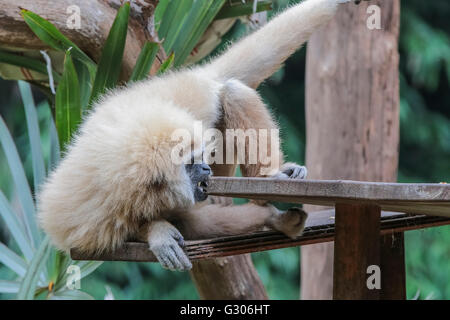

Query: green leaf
left=73, top=60, right=92, bottom=111
left=16, top=236, right=51, bottom=300
left=89, top=2, right=130, bottom=107
left=129, top=42, right=159, bottom=82
left=55, top=50, right=81, bottom=152
left=0, top=242, right=27, bottom=278
left=50, top=289, right=94, bottom=300
left=79, top=261, right=103, bottom=279
left=0, top=191, right=34, bottom=261
left=158, top=0, right=180, bottom=41
left=172, top=0, right=226, bottom=66
left=157, top=52, right=174, bottom=75
left=46, top=102, right=60, bottom=169
left=0, top=50, right=61, bottom=82
left=0, top=280, right=21, bottom=294
left=0, top=115, right=39, bottom=247
left=215, top=0, right=272, bottom=20
left=154, top=0, right=170, bottom=33
left=20, top=9, right=96, bottom=76
left=18, top=81, right=46, bottom=192
left=162, top=0, right=194, bottom=54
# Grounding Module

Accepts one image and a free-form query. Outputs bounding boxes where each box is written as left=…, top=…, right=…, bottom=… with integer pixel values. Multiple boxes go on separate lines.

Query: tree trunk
left=191, top=253, right=268, bottom=300
left=301, top=0, right=400, bottom=300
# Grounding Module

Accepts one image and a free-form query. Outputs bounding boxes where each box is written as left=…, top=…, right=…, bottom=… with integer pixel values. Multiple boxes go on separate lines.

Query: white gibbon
left=38, top=0, right=353, bottom=271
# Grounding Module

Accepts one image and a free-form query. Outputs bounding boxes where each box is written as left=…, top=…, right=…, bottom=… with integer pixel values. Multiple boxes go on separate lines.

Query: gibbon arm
left=208, top=0, right=351, bottom=88
left=219, top=79, right=307, bottom=179
left=169, top=203, right=307, bottom=240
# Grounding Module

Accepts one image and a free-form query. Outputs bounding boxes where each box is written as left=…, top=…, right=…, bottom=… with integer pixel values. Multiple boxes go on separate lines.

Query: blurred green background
left=1, top=0, right=449, bottom=299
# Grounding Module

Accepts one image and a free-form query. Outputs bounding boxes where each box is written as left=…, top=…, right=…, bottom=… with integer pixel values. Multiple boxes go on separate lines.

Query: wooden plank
left=380, top=232, right=406, bottom=300
left=71, top=210, right=450, bottom=262
left=333, top=204, right=381, bottom=300
left=207, top=177, right=450, bottom=217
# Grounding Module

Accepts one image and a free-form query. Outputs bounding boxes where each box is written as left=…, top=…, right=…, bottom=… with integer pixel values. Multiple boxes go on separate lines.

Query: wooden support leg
left=380, top=232, right=406, bottom=300
left=333, top=203, right=381, bottom=300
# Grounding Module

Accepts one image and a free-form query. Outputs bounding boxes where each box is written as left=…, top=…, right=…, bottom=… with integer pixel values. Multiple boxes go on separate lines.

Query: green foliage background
left=0, top=0, right=449, bottom=299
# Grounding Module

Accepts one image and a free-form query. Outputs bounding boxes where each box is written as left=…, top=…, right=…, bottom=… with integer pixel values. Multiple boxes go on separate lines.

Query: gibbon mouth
left=197, top=180, right=209, bottom=193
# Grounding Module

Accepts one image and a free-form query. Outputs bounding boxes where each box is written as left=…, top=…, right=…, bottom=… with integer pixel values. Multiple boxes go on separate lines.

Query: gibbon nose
left=201, top=163, right=211, bottom=174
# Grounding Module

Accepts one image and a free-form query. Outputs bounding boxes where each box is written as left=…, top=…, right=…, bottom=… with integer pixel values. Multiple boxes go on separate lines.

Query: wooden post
left=380, top=233, right=406, bottom=299
left=302, top=0, right=401, bottom=299
left=333, top=203, right=381, bottom=300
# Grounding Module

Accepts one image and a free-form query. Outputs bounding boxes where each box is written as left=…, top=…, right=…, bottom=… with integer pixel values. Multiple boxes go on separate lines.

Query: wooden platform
left=207, top=177, right=450, bottom=217
left=70, top=177, right=450, bottom=300
left=71, top=209, right=450, bottom=262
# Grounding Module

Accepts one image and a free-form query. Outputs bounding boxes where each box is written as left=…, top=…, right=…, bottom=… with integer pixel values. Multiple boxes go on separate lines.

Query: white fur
left=37, top=0, right=344, bottom=253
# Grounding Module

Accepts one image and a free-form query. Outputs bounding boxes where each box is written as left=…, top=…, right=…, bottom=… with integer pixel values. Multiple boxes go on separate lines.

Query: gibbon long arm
left=208, top=0, right=349, bottom=88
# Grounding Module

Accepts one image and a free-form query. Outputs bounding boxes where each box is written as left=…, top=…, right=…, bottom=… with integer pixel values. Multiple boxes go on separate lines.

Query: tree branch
left=0, top=0, right=162, bottom=80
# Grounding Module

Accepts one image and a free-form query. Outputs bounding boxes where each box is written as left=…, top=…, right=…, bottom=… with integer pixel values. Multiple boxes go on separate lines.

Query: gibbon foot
left=273, top=162, right=307, bottom=180
left=269, top=207, right=308, bottom=239
left=147, top=221, right=192, bottom=271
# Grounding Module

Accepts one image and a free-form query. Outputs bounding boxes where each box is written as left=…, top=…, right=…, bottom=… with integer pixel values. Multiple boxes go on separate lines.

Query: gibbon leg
left=219, top=79, right=307, bottom=180
left=170, top=204, right=307, bottom=240
left=138, top=220, right=192, bottom=271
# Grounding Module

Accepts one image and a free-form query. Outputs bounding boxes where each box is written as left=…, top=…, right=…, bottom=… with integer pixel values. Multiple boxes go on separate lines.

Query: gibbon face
left=185, top=162, right=211, bottom=202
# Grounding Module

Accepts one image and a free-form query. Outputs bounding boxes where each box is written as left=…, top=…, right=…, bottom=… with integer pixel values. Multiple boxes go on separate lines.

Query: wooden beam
left=71, top=210, right=450, bottom=262
left=207, top=177, right=450, bottom=217
left=333, top=204, right=381, bottom=300
left=380, top=232, right=406, bottom=299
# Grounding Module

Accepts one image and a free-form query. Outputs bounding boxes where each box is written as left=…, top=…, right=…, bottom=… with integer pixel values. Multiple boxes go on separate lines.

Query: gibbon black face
left=185, top=162, right=211, bottom=202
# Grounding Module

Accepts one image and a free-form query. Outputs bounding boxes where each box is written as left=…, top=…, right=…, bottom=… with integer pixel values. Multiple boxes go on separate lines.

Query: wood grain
left=207, top=177, right=450, bottom=217
left=380, top=232, right=406, bottom=299
left=333, top=204, right=381, bottom=300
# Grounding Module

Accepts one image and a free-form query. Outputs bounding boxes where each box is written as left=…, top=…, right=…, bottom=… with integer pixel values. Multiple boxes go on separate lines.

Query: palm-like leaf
left=0, top=192, right=33, bottom=261
left=55, top=51, right=81, bottom=151
left=18, top=81, right=46, bottom=192
left=89, top=2, right=130, bottom=106
left=21, top=9, right=96, bottom=78
left=0, top=116, right=39, bottom=248
left=16, top=236, right=51, bottom=300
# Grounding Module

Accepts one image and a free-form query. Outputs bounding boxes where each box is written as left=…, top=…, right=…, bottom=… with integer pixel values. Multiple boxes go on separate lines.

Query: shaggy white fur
left=38, top=0, right=346, bottom=258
